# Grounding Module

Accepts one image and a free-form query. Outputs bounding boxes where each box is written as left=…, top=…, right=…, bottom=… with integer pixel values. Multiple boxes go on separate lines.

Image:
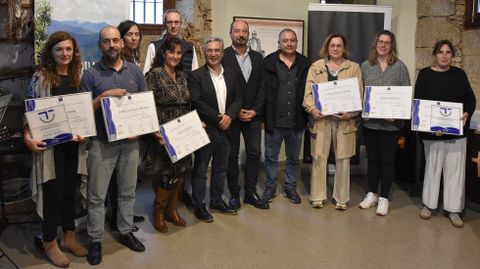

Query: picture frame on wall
left=233, top=16, right=304, bottom=58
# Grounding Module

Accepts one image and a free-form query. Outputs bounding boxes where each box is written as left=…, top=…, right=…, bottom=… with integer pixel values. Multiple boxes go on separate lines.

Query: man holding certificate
left=81, top=26, right=147, bottom=265
left=415, top=40, right=476, bottom=228
left=189, top=37, right=243, bottom=222
left=303, top=34, right=363, bottom=211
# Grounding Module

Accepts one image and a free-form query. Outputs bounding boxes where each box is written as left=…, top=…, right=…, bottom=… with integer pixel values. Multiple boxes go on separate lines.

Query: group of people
left=23, top=8, right=475, bottom=268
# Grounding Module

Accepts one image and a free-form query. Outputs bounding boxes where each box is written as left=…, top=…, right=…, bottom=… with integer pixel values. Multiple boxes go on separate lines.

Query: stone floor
left=1, top=165, right=480, bottom=269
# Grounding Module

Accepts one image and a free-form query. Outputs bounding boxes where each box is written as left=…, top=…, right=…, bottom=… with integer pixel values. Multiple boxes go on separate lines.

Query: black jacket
left=262, top=50, right=310, bottom=133
left=221, top=46, right=265, bottom=116
left=188, top=64, right=243, bottom=136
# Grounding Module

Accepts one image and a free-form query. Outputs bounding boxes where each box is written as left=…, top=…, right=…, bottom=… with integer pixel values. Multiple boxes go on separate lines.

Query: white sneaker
left=359, top=192, right=378, bottom=209
left=376, top=197, right=389, bottom=216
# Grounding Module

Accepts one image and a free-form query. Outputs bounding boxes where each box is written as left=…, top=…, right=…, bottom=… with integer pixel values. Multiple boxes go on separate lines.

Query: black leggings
left=363, top=127, right=400, bottom=198
left=42, top=142, right=80, bottom=242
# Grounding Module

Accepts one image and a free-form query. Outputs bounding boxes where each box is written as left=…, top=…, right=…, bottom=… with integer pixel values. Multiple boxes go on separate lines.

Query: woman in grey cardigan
left=358, top=30, right=410, bottom=216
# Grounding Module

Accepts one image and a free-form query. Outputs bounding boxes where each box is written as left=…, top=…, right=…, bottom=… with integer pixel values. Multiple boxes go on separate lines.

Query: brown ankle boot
left=165, top=183, right=186, bottom=227
left=154, top=187, right=170, bottom=233
left=60, top=231, right=87, bottom=257
left=42, top=239, right=70, bottom=268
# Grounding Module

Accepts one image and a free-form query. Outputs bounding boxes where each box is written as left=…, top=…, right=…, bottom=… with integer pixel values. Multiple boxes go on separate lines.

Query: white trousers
left=422, top=138, right=466, bottom=213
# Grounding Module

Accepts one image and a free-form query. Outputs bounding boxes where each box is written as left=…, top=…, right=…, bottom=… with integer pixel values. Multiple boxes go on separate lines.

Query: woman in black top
left=24, top=31, right=87, bottom=267
left=414, top=39, right=476, bottom=228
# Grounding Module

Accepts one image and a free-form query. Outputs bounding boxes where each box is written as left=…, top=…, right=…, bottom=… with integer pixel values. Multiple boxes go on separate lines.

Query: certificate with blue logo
left=25, top=92, right=96, bottom=137
left=160, top=110, right=210, bottom=163
left=25, top=105, right=73, bottom=147
left=312, top=77, right=362, bottom=116
left=101, top=91, right=159, bottom=142
left=411, top=99, right=463, bottom=135
left=362, top=86, right=413, bottom=119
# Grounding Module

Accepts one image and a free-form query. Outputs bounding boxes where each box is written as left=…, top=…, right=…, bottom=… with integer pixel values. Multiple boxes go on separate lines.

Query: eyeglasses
left=165, top=20, right=181, bottom=25
left=377, top=40, right=391, bottom=46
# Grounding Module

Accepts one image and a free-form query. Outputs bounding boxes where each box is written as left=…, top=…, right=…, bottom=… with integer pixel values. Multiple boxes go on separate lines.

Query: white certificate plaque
left=362, top=86, right=413, bottom=119
left=312, top=77, right=362, bottom=116
left=25, top=92, right=96, bottom=137
left=101, top=91, right=160, bottom=142
left=160, top=110, right=210, bottom=163
left=25, top=105, right=73, bottom=147
left=411, top=99, right=463, bottom=136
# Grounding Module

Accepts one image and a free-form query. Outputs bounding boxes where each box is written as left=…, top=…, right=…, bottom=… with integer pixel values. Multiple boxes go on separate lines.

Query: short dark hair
left=151, top=36, right=184, bottom=71
left=432, top=39, right=455, bottom=57
left=229, top=20, right=249, bottom=33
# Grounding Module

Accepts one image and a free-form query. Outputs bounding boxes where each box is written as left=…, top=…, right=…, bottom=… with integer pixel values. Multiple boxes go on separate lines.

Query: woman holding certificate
left=144, top=36, right=191, bottom=233
left=358, top=30, right=410, bottom=216
left=303, top=34, right=363, bottom=210
left=24, top=31, right=87, bottom=267
left=414, top=39, right=476, bottom=228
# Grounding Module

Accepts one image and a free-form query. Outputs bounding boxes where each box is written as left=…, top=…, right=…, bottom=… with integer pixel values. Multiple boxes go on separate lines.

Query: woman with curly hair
left=24, top=31, right=87, bottom=267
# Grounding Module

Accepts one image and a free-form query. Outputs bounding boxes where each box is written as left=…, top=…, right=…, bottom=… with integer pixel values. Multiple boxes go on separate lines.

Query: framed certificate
left=411, top=99, right=464, bottom=136
left=312, top=77, right=362, bottom=115
left=25, top=105, right=74, bottom=147
left=25, top=92, right=96, bottom=137
left=101, top=91, right=160, bottom=142
left=160, top=110, right=210, bottom=163
left=362, top=86, right=413, bottom=119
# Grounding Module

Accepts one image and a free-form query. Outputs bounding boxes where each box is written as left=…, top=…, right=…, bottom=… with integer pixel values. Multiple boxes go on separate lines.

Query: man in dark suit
left=188, top=37, right=243, bottom=222
left=222, top=20, right=268, bottom=210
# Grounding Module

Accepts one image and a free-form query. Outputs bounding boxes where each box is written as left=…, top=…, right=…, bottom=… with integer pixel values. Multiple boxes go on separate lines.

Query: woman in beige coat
left=303, top=34, right=363, bottom=210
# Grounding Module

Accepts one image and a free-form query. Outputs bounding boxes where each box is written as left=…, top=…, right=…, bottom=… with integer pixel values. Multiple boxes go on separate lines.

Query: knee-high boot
left=154, top=187, right=170, bottom=233
left=165, top=183, right=186, bottom=227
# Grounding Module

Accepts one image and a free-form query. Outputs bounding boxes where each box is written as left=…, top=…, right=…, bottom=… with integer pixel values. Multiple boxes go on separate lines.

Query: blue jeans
left=227, top=117, right=261, bottom=197
left=191, top=129, right=231, bottom=208
left=264, top=128, right=304, bottom=189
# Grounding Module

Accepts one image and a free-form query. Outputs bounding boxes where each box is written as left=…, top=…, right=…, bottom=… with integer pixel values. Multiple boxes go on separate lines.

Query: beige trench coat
left=302, top=59, right=363, bottom=159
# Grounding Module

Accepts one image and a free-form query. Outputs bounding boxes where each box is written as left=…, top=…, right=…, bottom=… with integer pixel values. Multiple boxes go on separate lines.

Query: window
left=131, top=0, right=163, bottom=24
left=130, top=0, right=175, bottom=35
left=465, top=0, right=480, bottom=28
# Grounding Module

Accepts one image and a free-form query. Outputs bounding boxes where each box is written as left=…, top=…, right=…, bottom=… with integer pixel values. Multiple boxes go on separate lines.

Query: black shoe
left=244, top=192, right=269, bottom=209
left=119, top=232, right=145, bottom=252
left=209, top=200, right=238, bottom=215
left=283, top=187, right=301, bottom=204
left=228, top=196, right=241, bottom=210
left=87, top=242, right=102, bottom=266
left=133, top=215, right=145, bottom=223
left=262, top=186, right=276, bottom=204
left=193, top=206, right=214, bottom=222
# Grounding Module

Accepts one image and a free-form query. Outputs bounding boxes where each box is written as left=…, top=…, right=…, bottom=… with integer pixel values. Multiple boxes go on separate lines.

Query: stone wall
left=416, top=0, right=480, bottom=109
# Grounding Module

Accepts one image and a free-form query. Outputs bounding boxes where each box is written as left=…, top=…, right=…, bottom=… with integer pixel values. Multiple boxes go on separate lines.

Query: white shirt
left=143, top=37, right=199, bottom=74
left=208, top=65, right=227, bottom=115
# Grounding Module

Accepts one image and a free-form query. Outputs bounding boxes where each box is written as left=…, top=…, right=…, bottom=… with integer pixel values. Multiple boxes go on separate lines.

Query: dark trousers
left=363, top=127, right=400, bottom=198
left=226, top=118, right=261, bottom=197
left=191, top=129, right=231, bottom=208
left=42, top=142, right=79, bottom=242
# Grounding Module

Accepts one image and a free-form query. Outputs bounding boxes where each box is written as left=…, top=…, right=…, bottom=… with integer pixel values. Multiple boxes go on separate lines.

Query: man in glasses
left=143, top=9, right=199, bottom=73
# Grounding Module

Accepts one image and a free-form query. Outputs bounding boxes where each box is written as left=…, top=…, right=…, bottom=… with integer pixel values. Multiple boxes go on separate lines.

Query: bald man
left=81, top=26, right=147, bottom=265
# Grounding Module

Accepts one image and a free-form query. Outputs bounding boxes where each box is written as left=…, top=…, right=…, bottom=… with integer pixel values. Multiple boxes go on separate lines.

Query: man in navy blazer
left=222, top=20, right=268, bottom=210
left=188, top=37, right=243, bottom=222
